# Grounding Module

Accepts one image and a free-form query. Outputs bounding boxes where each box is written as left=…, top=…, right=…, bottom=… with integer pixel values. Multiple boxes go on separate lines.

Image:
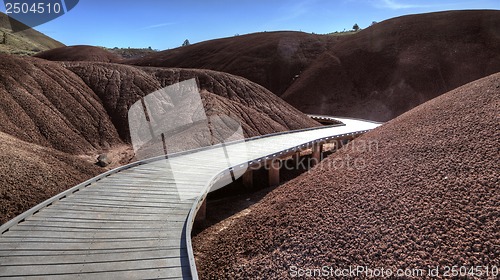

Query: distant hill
left=34, top=45, right=163, bottom=62
left=0, top=12, right=64, bottom=55
left=127, top=31, right=339, bottom=97
left=106, top=47, right=159, bottom=59
left=128, top=10, right=500, bottom=121
left=35, top=45, right=123, bottom=62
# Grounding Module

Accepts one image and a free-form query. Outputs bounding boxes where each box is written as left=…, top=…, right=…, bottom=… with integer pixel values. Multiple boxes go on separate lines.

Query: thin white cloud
left=372, top=0, right=480, bottom=10
left=376, top=0, right=433, bottom=9
left=271, top=0, right=318, bottom=24
left=140, top=22, right=176, bottom=30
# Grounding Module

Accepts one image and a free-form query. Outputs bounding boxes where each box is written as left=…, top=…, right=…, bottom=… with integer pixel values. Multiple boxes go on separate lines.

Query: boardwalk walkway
left=0, top=117, right=381, bottom=279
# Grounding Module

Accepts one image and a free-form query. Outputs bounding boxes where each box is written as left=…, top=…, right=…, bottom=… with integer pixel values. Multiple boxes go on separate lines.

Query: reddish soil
left=283, top=10, right=500, bottom=121
left=0, top=132, right=102, bottom=224
left=127, top=31, right=335, bottom=98
left=0, top=55, right=122, bottom=154
left=192, top=73, right=500, bottom=279
left=65, top=62, right=320, bottom=141
left=129, top=10, right=500, bottom=122
left=0, top=54, right=318, bottom=223
left=142, top=67, right=321, bottom=136
left=34, top=45, right=123, bottom=63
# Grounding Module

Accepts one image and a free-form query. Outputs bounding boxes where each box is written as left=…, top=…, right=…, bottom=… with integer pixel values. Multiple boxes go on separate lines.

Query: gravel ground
left=192, top=73, right=500, bottom=279
left=0, top=132, right=102, bottom=224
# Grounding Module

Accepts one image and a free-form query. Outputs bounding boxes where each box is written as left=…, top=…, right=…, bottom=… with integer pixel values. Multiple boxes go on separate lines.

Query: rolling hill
left=192, top=72, right=500, bottom=279
left=0, top=54, right=320, bottom=223
left=34, top=45, right=123, bottom=62
left=128, top=10, right=500, bottom=121
left=127, top=31, right=338, bottom=98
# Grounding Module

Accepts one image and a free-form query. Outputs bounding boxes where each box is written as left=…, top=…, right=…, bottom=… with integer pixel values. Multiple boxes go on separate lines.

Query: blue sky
left=2, top=0, right=500, bottom=50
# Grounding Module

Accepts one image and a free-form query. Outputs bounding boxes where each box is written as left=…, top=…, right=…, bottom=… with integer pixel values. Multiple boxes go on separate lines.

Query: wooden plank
left=102, top=171, right=216, bottom=179
left=69, top=192, right=186, bottom=200
left=51, top=200, right=194, bottom=209
left=80, top=185, right=205, bottom=192
left=24, top=216, right=188, bottom=224
left=29, top=211, right=190, bottom=221
left=0, top=239, right=183, bottom=251
left=32, top=207, right=189, bottom=216
left=95, top=179, right=209, bottom=185
left=10, top=220, right=183, bottom=230
left=76, top=190, right=196, bottom=198
left=0, top=249, right=186, bottom=266
left=0, top=262, right=191, bottom=279
left=91, top=187, right=201, bottom=195
left=62, top=198, right=193, bottom=207
left=0, top=246, right=186, bottom=257
left=0, top=235, right=183, bottom=244
left=0, top=231, right=183, bottom=240
left=78, top=188, right=198, bottom=196
left=37, top=205, right=190, bottom=215
left=7, top=225, right=184, bottom=233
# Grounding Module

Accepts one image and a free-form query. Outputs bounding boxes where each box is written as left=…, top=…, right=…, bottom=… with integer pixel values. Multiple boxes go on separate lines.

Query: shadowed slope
left=62, top=62, right=162, bottom=141
left=127, top=31, right=337, bottom=97
left=283, top=10, right=500, bottom=121
left=129, top=10, right=500, bottom=122
left=193, top=73, right=500, bottom=278
left=35, top=45, right=123, bottom=63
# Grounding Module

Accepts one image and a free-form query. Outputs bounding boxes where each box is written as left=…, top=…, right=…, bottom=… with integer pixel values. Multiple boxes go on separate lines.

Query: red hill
left=129, top=10, right=500, bottom=121
left=283, top=10, right=500, bottom=120
left=35, top=45, right=123, bottom=63
left=193, top=72, right=500, bottom=278
left=0, top=55, right=319, bottom=223
left=65, top=62, right=320, bottom=140
left=0, top=54, right=122, bottom=154
left=127, top=31, right=336, bottom=98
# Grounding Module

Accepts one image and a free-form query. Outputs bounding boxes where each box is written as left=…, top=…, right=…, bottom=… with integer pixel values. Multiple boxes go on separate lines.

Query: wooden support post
left=242, top=169, right=254, bottom=189
left=268, top=160, right=280, bottom=187
left=311, top=143, right=322, bottom=167
left=195, top=199, right=207, bottom=221
left=292, top=151, right=301, bottom=163
left=337, top=139, right=345, bottom=150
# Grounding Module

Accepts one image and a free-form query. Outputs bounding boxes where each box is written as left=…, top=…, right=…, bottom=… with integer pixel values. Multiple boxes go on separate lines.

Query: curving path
left=0, top=117, right=381, bottom=279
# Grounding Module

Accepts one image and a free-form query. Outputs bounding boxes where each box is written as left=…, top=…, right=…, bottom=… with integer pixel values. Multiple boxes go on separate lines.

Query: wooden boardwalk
left=0, top=117, right=381, bottom=279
